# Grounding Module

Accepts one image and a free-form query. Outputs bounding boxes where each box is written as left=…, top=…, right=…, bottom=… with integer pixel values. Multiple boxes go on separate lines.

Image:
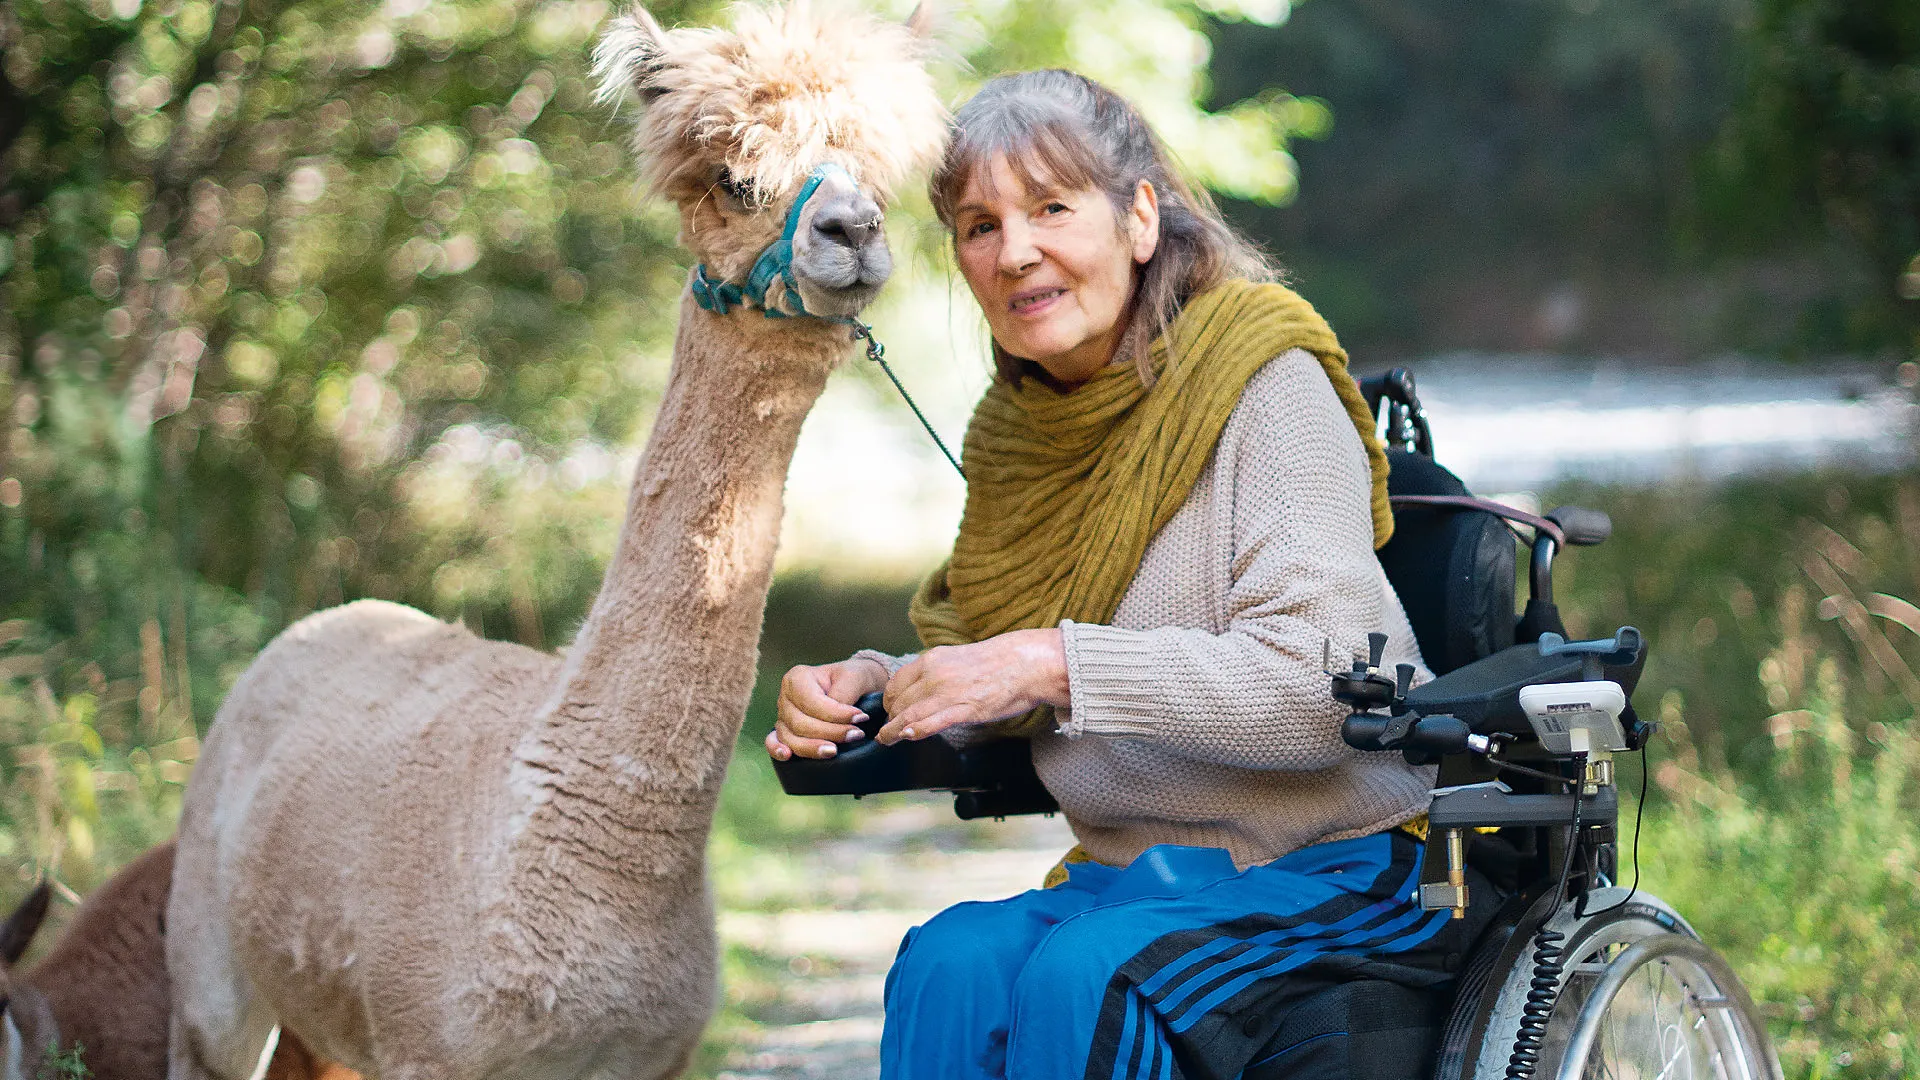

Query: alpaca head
left=595, top=2, right=946, bottom=320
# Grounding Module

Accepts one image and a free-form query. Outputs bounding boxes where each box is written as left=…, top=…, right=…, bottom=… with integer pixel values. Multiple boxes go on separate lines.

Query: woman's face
left=952, top=155, right=1159, bottom=386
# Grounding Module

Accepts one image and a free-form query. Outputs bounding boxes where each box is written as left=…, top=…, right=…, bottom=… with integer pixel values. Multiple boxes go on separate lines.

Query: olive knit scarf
left=908, top=279, right=1391, bottom=735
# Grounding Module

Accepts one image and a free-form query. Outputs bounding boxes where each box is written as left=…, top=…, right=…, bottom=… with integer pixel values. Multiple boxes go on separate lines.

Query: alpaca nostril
left=812, top=203, right=881, bottom=250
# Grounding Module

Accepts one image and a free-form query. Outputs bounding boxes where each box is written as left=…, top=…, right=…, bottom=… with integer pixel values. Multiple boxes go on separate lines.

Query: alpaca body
left=174, top=606, right=704, bottom=1078
left=174, top=599, right=721, bottom=1080
left=167, top=7, right=943, bottom=1074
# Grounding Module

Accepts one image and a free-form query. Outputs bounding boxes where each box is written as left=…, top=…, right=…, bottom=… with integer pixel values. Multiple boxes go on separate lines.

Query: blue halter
left=690, top=162, right=855, bottom=322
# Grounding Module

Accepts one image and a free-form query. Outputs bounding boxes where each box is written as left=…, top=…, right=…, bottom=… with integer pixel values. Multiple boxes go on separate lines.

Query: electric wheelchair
left=773, top=370, right=1782, bottom=1080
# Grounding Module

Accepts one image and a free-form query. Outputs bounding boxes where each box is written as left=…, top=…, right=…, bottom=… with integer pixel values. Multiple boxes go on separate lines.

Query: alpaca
left=164, top=4, right=946, bottom=1079
left=0, top=844, right=359, bottom=1080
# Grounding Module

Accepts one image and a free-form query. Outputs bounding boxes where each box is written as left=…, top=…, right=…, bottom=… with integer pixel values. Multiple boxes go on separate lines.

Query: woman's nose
left=998, top=220, right=1040, bottom=274
left=811, top=193, right=883, bottom=250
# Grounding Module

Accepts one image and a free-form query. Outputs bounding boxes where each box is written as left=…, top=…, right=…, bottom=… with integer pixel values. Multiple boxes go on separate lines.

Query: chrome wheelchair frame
left=774, top=369, right=1782, bottom=1080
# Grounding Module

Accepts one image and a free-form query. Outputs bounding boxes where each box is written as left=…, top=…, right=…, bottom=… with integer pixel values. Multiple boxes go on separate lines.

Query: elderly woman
left=768, top=69, right=1452, bottom=1080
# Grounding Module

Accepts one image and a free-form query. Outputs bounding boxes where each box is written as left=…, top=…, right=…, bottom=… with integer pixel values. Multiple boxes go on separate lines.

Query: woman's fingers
left=784, top=665, right=868, bottom=722
left=783, top=703, right=867, bottom=734
left=881, top=644, right=1016, bottom=742
left=878, top=701, right=975, bottom=744
left=768, top=723, right=844, bottom=760
left=770, top=661, right=882, bottom=760
left=880, top=647, right=942, bottom=717
left=765, top=729, right=793, bottom=761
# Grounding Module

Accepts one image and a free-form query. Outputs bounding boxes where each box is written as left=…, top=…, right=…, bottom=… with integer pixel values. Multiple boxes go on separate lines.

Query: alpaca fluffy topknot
left=594, top=2, right=947, bottom=208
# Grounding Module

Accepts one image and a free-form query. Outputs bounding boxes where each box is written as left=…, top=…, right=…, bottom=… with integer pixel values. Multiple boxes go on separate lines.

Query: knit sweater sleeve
left=1056, top=349, right=1396, bottom=771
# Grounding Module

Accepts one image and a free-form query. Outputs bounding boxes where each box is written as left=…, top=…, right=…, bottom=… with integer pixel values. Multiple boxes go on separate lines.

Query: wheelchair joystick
left=852, top=690, right=889, bottom=742
left=1327, top=634, right=1403, bottom=713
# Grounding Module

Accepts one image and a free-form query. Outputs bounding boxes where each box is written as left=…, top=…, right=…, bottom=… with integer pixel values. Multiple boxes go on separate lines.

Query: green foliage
left=1539, top=472, right=1920, bottom=1075
left=1553, top=474, right=1919, bottom=783
left=1207, top=0, right=1920, bottom=357
left=1726, top=0, right=1920, bottom=351
left=0, top=639, right=190, bottom=888
left=0, top=0, right=698, bottom=795
left=46, top=1043, right=91, bottom=1080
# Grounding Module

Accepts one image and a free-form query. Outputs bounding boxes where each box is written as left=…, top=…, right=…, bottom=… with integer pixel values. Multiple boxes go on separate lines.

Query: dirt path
left=706, top=801, right=1076, bottom=1080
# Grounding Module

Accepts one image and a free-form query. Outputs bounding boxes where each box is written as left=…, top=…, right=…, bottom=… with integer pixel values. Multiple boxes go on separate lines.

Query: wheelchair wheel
left=1449, top=888, right=1781, bottom=1080
left=1550, top=932, right=1777, bottom=1080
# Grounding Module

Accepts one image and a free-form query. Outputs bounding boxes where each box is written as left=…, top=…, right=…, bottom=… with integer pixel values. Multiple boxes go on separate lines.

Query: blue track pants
left=880, top=830, right=1449, bottom=1080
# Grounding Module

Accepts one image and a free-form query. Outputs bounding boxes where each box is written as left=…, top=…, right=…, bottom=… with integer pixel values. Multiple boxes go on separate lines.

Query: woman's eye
left=965, top=219, right=997, bottom=238
left=1041, top=201, right=1069, bottom=215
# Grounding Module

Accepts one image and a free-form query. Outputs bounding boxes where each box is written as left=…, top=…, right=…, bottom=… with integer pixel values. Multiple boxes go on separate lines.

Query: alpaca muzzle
left=689, top=162, right=886, bottom=322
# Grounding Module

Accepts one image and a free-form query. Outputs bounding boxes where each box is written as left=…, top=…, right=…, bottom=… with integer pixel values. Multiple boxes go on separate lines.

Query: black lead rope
left=849, top=321, right=966, bottom=480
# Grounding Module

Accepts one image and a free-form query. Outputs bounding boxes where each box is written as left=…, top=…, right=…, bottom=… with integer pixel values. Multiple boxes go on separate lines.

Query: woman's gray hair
left=929, top=69, right=1279, bottom=384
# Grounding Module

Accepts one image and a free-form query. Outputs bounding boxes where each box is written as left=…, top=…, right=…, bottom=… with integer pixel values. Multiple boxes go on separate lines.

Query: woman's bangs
left=943, top=113, right=1101, bottom=211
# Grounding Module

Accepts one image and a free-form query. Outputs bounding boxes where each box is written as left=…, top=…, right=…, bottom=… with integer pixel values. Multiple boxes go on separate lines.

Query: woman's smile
left=1009, top=286, right=1068, bottom=317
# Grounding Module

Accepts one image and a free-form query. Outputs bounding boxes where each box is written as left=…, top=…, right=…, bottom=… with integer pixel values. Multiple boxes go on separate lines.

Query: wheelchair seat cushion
left=1377, top=450, right=1516, bottom=674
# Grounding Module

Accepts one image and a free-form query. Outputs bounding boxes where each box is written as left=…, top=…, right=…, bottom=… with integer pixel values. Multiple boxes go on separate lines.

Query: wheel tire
left=1441, top=888, right=1781, bottom=1080
left=1551, top=932, right=1778, bottom=1080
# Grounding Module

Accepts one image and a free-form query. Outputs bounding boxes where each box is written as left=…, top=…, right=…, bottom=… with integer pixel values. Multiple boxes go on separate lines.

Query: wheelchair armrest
left=771, top=692, right=1061, bottom=819
left=1402, top=629, right=1647, bottom=738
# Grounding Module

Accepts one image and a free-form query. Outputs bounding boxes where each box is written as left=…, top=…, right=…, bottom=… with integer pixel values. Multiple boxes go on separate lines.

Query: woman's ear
left=1130, top=180, right=1160, bottom=265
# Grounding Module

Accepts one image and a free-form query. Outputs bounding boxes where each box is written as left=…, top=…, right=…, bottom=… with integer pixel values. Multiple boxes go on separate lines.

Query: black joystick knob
left=853, top=690, right=888, bottom=740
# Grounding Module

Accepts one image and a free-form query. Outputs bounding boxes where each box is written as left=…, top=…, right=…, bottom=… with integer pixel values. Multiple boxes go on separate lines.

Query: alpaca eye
left=715, top=168, right=759, bottom=204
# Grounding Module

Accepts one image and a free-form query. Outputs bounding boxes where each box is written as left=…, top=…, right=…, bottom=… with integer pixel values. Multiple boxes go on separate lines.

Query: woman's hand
left=767, top=657, right=889, bottom=761
left=879, top=629, right=1069, bottom=744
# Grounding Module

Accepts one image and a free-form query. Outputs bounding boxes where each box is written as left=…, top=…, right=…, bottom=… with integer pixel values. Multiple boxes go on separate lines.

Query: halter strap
left=690, top=162, right=855, bottom=323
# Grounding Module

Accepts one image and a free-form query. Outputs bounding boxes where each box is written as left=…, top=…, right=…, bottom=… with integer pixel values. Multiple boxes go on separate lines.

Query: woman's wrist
left=1014, top=628, right=1070, bottom=709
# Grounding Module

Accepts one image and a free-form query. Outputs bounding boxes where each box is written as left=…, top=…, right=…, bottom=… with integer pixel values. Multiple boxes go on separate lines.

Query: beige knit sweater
left=859, top=348, right=1434, bottom=870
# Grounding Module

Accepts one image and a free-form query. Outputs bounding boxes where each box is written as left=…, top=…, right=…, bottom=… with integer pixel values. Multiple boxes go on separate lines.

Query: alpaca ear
left=903, top=1, right=936, bottom=39
left=0, top=881, right=51, bottom=967
left=594, top=7, right=671, bottom=107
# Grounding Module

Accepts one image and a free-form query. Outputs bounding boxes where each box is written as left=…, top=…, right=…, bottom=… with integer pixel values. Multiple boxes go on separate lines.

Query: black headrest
left=1377, top=450, right=1516, bottom=674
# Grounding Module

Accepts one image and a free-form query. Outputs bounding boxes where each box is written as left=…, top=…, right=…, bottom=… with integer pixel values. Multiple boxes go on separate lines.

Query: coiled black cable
left=1505, top=928, right=1565, bottom=1079
left=1505, top=754, right=1587, bottom=1079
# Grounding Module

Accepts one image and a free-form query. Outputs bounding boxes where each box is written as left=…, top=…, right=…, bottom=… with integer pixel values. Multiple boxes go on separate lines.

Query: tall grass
left=1600, top=486, right=1920, bottom=1079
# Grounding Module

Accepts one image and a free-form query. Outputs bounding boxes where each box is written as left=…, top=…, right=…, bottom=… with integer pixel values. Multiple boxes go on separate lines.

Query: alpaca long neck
left=514, top=297, right=836, bottom=854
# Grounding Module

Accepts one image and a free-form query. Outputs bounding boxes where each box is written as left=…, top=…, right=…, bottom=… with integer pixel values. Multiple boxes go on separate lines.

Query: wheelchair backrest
left=1377, top=450, right=1517, bottom=675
